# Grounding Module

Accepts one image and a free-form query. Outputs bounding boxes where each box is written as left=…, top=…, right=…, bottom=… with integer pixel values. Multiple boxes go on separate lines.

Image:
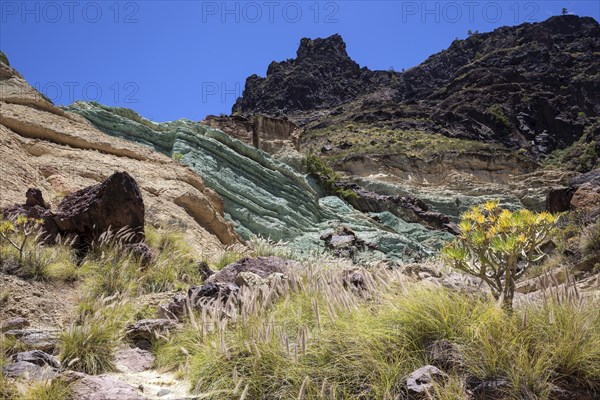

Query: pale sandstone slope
left=0, top=54, right=240, bottom=259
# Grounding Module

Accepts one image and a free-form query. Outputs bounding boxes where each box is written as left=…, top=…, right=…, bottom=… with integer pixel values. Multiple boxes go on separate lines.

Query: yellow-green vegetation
left=304, top=124, right=504, bottom=164
left=212, top=248, right=247, bottom=271
left=53, top=225, right=205, bottom=375
left=0, top=216, right=78, bottom=281
left=60, top=299, right=130, bottom=374
left=172, top=152, right=185, bottom=163
left=305, top=153, right=358, bottom=201
left=443, top=201, right=558, bottom=309
left=248, top=236, right=294, bottom=259
left=0, top=345, right=18, bottom=399
left=81, top=226, right=200, bottom=298
left=18, top=380, right=72, bottom=400
left=153, top=258, right=600, bottom=399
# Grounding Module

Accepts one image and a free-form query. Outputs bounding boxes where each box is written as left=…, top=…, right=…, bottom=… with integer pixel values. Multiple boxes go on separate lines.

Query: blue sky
left=1, top=1, right=598, bottom=122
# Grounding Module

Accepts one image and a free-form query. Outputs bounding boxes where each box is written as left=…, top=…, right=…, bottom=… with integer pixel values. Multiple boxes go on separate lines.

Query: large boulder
left=114, top=348, right=155, bottom=373
left=2, top=360, right=58, bottom=380
left=3, top=329, right=59, bottom=352
left=185, top=256, right=297, bottom=307
left=54, top=171, right=145, bottom=246
left=546, top=169, right=600, bottom=219
left=3, top=171, right=145, bottom=252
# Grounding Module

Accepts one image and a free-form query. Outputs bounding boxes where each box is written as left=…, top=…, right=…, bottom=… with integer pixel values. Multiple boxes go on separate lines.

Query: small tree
left=442, top=202, right=558, bottom=310
left=0, top=216, right=43, bottom=265
left=172, top=152, right=184, bottom=163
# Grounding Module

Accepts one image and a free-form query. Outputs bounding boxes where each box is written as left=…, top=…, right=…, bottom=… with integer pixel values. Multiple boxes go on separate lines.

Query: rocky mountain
left=233, top=15, right=600, bottom=155
left=0, top=53, right=239, bottom=258
left=232, top=34, right=385, bottom=115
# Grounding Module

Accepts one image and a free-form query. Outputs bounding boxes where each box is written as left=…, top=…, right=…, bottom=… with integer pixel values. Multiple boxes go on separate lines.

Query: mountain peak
left=296, top=34, right=349, bottom=61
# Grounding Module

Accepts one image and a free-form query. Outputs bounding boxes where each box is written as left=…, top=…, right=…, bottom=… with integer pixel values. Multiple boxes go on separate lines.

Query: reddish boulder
left=3, top=172, right=145, bottom=252
left=546, top=169, right=600, bottom=219
left=54, top=171, right=145, bottom=246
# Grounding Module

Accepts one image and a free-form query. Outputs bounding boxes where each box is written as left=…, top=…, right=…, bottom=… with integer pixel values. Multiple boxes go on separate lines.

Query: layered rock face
left=0, top=55, right=239, bottom=258
left=203, top=113, right=302, bottom=164
left=233, top=16, right=599, bottom=155
left=70, top=102, right=452, bottom=261
left=230, top=16, right=598, bottom=218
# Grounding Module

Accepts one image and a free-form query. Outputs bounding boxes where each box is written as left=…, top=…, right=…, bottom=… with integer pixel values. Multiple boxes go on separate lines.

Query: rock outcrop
left=206, top=256, right=297, bottom=285
left=203, top=113, right=301, bottom=158
left=336, top=182, right=458, bottom=234
left=70, top=102, right=452, bottom=262
left=233, top=34, right=380, bottom=115
left=4, top=172, right=145, bottom=251
left=0, top=54, right=240, bottom=259
left=546, top=168, right=600, bottom=219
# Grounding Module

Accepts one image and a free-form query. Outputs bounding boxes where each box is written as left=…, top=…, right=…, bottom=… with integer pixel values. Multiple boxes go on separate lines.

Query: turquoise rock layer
left=68, top=101, right=451, bottom=261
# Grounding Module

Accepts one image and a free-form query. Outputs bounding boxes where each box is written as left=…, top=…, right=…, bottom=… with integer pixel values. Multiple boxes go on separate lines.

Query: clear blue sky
left=1, top=1, right=598, bottom=122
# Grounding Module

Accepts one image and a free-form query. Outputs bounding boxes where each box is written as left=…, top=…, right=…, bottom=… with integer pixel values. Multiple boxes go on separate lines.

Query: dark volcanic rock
left=158, top=294, right=187, bottom=321
left=3, top=171, right=145, bottom=253
left=3, top=360, right=58, bottom=380
left=3, top=329, right=59, bottom=352
left=186, top=256, right=297, bottom=305
left=189, top=282, right=240, bottom=303
left=126, top=319, right=177, bottom=349
left=233, top=34, right=383, bottom=114
left=336, top=182, right=459, bottom=234
left=207, top=256, right=297, bottom=285
left=233, top=16, right=600, bottom=155
left=546, top=187, right=576, bottom=213
left=1, top=317, right=30, bottom=332
left=55, top=171, right=145, bottom=248
left=12, top=350, right=60, bottom=369
left=123, top=242, right=156, bottom=267
left=467, top=377, right=512, bottom=400
left=320, top=226, right=375, bottom=259
left=3, top=189, right=61, bottom=244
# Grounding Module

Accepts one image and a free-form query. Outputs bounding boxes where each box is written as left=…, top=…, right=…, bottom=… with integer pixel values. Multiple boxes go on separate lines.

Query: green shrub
left=172, top=152, right=184, bottom=163
left=487, top=104, right=511, bottom=131
left=157, top=260, right=600, bottom=400
left=59, top=307, right=124, bottom=374
left=82, top=226, right=200, bottom=297
left=19, top=380, right=72, bottom=400
left=305, top=153, right=358, bottom=201
left=442, top=201, right=558, bottom=309
left=212, top=250, right=245, bottom=271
